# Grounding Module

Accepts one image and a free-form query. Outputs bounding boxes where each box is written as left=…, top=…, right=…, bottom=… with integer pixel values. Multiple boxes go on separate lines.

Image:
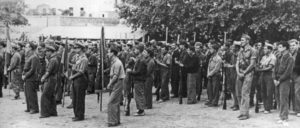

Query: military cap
left=233, top=41, right=241, bottom=46
left=45, top=44, right=56, bottom=51
left=74, top=41, right=85, bottom=49
left=127, top=41, right=133, bottom=46
left=288, top=39, right=299, bottom=44
left=241, top=34, right=251, bottom=40
left=135, top=43, right=144, bottom=52
left=11, top=43, right=20, bottom=49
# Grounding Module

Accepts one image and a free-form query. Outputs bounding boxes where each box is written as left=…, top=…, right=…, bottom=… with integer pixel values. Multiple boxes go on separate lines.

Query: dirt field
left=0, top=88, right=299, bottom=128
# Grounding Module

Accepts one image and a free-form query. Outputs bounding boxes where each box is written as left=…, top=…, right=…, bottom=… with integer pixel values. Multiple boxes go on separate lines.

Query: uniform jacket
left=23, top=51, right=40, bottom=82
left=274, top=50, right=294, bottom=82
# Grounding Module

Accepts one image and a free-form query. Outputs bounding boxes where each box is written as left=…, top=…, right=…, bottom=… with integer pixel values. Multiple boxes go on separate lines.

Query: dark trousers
left=160, top=68, right=170, bottom=101
left=260, top=71, right=275, bottom=111
left=72, top=76, right=88, bottom=119
left=250, top=72, right=261, bottom=104
left=293, top=75, right=300, bottom=113
left=87, top=71, right=96, bottom=93
left=55, top=76, right=63, bottom=102
left=144, top=76, right=153, bottom=109
left=196, top=67, right=203, bottom=97
left=171, top=68, right=180, bottom=97
left=207, top=74, right=221, bottom=105
left=24, top=81, right=39, bottom=112
left=181, top=69, right=187, bottom=97
left=41, top=78, right=57, bottom=116
left=279, top=79, right=291, bottom=120
left=0, top=72, right=3, bottom=97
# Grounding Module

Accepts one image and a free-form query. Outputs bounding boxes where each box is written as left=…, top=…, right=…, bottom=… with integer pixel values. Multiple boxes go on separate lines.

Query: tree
left=118, top=0, right=300, bottom=43
left=0, top=0, right=28, bottom=41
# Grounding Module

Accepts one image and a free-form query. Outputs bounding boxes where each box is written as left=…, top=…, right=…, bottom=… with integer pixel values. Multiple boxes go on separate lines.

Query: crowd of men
left=0, top=34, right=300, bottom=127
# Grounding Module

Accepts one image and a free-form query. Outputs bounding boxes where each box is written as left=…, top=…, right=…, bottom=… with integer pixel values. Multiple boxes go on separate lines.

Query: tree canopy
left=117, top=0, right=300, bottom=43
left=0, top=0, right=28, bottom=26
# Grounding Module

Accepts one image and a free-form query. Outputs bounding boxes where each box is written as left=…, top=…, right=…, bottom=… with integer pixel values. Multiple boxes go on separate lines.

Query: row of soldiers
left=0, top=34, right=300, bottom=127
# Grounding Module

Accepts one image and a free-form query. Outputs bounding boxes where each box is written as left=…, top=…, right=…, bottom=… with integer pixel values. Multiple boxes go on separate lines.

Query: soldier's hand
left=22, top=75, right=25, bottom=80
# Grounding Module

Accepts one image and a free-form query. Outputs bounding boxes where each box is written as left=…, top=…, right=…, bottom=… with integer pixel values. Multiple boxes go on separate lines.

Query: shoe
left=239, top=115, right=249, bottom=120
left=107, top=123, right=120, bottom=127
left=30, top=110, right=39, bottom=114
left=133, top=111, right=145, bottom=116
left=39, top=115, right=50, bottom=118
left=66, top=104, right=73, bottom=109
left=205, top=102, right=211, bottom=106
left=232, top=106, right=239, bottom=111
left=51, top=114, right=58, bottom=117
left=237, top=115, right=244, bottom=118
left=264, top=110, right=270, bottom=114
left=230, top=105, right=236, bottom=109
left=13, top=95, right=20, bottom=100
left=72, top=117, right=84, bottom=121
left=24, top=110, right=30, bottom=112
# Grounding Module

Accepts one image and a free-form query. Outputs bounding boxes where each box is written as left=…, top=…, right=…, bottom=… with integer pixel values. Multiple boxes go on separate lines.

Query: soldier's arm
left=71, top=59, right=88, bottom=79
left=244, top=50, right=258, bottom=75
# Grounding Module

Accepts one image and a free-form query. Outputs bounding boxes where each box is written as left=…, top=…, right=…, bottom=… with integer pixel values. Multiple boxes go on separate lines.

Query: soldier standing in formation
left=23, top=42, right=40, bottom=114
left=69, top=41, right=88, bottom=121
left=7, top=43, right=22, bottom=100
left=106, top=46, right=125, bottom=127
left=40, top=44, right=59, bottom=118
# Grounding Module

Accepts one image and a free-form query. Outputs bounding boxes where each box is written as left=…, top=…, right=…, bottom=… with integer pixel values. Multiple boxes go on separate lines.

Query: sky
left=24, top=0, right=118, bottom=16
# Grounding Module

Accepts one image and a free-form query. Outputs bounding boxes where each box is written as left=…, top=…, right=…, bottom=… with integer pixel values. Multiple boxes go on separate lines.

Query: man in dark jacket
left=22, top=42, right=40, bottom=114
left=274, top=41, right=294, bottom=125
left=128, top=43, right=147, bottom=116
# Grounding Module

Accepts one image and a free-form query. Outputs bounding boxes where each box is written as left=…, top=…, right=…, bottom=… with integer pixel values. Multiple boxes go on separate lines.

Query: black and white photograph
left=0, top=0, right=300, bottom=127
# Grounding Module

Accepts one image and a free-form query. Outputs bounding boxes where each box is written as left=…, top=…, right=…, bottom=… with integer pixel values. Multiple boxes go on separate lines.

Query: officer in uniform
left=69, top=41, right=88, bottom=121
left=40, top=44, right=59, bottom=118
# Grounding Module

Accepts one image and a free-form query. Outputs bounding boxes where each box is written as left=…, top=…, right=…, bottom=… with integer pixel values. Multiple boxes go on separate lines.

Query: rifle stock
left=222, top=66, right=227, bottom=110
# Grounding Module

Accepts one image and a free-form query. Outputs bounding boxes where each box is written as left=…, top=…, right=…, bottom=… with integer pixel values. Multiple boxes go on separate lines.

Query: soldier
left=40, top=44, right=59, bottom=118
left=206, top=44, right=222, bottom=106
left=86, top=45, right=97, bottom=94
left=37, top=42, right=46, bottom=89
left=226, top=42, right=240, bottom=111
left=194, top=42, right=205, bottom=101
left=256, top=43, right=276, bottom=114
left=171, top=43, right=180, bottom=98
left=17, top=42, right=25, bottom=91
left=66, top=42, right=77, bottom=109
left=22, top=42, right=40, bottom=114
left=7, top=43, right=22, bottom=100
left=69, top=41, right=88, bottom=121
left=123, top=41, right=136, bottom=116
left=180, top=46, right=199, bottom=104
left=274, top=41, right=294, bottom=125
left=127, top=43, right=147, bottom=116
left=156, top=44, right=171, bottom=102
left=106, top=46, right=125, bottom=127
left=0, top=41, right=5, bottom=97
left=236, top=34, right=257, bottom=120
left=289, top=39, right=300, bottom=116
left=55, top=42, right=64, bottom=104
left=144, top=49, right=155, bottom=109
left=250, top=42, right=264, bottom=107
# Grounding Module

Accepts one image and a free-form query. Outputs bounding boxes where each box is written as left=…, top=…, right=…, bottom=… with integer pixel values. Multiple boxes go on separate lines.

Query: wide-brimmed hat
left=45, top=44, right=56, bottom=51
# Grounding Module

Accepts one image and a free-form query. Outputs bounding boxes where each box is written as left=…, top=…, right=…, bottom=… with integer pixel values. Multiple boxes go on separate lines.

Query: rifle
left=222, top=65, right=227, bottom=110
left=178, top=68, right=183, bottom=104
left=62, top=38, right=69, bottom=107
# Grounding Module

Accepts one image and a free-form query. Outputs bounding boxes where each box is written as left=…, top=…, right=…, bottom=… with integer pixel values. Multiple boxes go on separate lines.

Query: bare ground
left=0, top=88, right=299, bottom=128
